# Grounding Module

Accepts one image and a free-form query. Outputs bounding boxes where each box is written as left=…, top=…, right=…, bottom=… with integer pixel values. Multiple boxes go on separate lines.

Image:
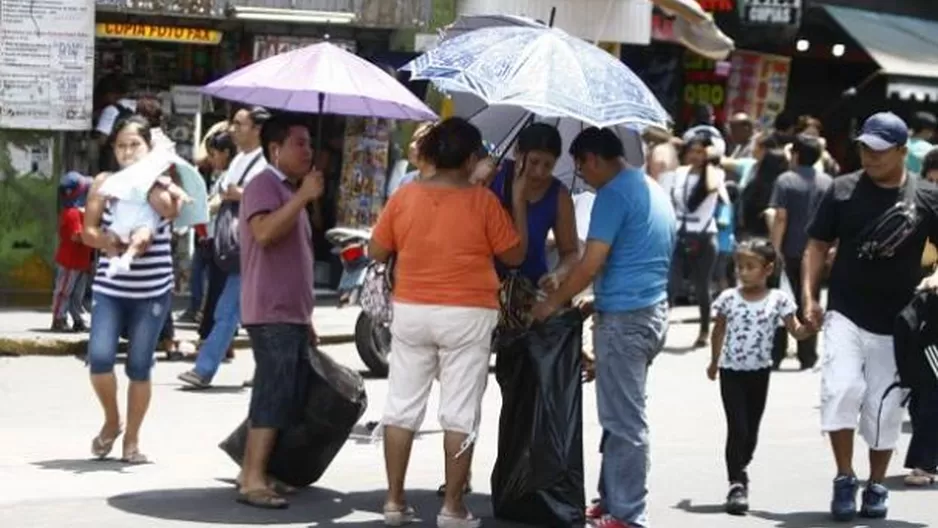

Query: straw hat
left=195, top=120, right=231, bottom=165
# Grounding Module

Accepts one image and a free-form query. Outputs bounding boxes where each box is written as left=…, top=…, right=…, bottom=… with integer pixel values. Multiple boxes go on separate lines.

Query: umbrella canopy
left=405, top=26, right=669, bottom=129
left=442, top=4, right=733, bottom=61
left=450, top=91, right=645, bottom=192
left=203, top=42, right=437, bottom=121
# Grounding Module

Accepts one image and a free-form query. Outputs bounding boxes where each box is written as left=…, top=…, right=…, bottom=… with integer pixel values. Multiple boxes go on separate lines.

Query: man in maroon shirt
left=235, top=114, right=323, bottom=509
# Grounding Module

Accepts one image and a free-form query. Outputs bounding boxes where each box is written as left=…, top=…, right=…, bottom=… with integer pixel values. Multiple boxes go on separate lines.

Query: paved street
left=0, top=308, right=935, bottom=527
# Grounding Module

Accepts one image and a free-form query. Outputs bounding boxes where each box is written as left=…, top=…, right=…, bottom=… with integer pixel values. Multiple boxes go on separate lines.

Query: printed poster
left=337, top=118, right=390, bottom=228
left=725, top=50, right=792, bottom=130
left=0, top=0, right=95, bottom=130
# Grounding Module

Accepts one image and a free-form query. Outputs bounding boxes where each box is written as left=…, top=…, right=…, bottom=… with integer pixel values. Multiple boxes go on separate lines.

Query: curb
left=0, top=333, right=356, bottom=358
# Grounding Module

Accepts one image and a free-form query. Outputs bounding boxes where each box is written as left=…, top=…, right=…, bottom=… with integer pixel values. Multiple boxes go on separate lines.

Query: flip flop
left=120, top=448, right=150, bottom=465
left=91, top=429, right=123, bottom=459
left=383, top=504, right=416, bottom=526
left=237, top=489, right=288, bottom=509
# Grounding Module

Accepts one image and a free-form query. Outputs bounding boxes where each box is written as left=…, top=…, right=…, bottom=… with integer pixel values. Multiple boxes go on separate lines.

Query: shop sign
left=739, top=0, right=801, bottom=26
left=95, top=23, right=223, bottom=45
left=725, top=50, right=791, bottom=129
left=253, top=35, right=355, bottom=61
left=681, top=53, right=729, bottom=124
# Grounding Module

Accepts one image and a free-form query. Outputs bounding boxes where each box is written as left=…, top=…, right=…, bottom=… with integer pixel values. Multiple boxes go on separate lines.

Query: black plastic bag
left=219, top=345, right=368, bottom=487
left=491, top=309, right=585, bottom=527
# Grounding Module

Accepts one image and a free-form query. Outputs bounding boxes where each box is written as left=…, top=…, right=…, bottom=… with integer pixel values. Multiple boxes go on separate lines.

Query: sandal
left=237, top=488, right=288, bottom=509
left=436, top=481, right=472, bottom=497
left=267, top=476, right=298, bottom=495
left=384, top=504, right=416, bottom=526
left=91, top=428, right=122, bottom=459
left=437, top=508, right=481, bottom=528
left=120, top=447, right=150, bottom=465
left=905, top=468, right=937, bottom=486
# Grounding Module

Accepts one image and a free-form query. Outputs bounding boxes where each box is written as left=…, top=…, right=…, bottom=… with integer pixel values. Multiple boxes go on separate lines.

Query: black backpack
left=213, top=153, right=263, bottom=274
left=894, top=291, right=938, bottom=391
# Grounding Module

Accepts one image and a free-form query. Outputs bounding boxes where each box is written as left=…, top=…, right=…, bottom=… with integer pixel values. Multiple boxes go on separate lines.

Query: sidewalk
left=0, top=293, right=360, bottom=357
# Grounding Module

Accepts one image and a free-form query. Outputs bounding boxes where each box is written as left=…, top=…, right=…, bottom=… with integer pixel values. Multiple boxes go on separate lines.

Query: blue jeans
left=88, top=290, right=172, bottom=381
left=194, top=274, right=241, bottom=381
left=188, top=247, right=208, bottom=312
left=594, top=301, right=669, bottom=528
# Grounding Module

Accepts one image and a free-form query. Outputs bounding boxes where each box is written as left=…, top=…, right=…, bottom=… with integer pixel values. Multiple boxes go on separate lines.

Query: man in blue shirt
left=533, top=127, right=676, bottom=528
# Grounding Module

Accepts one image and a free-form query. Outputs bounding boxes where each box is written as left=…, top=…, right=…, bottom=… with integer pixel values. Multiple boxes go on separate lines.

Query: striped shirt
left=92, top=205, right=174, bottom=299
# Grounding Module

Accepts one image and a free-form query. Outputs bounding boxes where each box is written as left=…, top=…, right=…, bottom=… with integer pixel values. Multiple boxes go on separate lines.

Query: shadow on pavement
left=33, top=458, right=129, bottom=474
left=661, top=345, right=699, bottom=355
left=175, top=385, right=247, bottom=394
left=107, top=486, right=534, bottom=526
left=676, top=499, right=928, bottom=527
left=748, top=509, right=928, bottom=528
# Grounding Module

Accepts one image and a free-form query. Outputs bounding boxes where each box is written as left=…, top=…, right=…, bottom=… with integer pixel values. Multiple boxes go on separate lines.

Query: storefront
left=91, top=15, right=236, bottom=162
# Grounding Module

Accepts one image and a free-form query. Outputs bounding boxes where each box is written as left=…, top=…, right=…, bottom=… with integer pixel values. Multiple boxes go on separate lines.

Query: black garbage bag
left=219, top=345, right=368, bottom=488
left=491, top=309, right=585, bottom=527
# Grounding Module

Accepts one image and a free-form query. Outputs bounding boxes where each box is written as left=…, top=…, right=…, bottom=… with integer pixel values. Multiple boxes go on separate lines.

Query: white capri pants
left=820, top=311, right=908, bottom=450
left=382, top=301, right=498, bottom=435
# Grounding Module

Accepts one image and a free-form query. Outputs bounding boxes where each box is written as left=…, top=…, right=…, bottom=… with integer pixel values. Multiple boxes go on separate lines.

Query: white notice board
left=0, top=0, right=95, bottom=130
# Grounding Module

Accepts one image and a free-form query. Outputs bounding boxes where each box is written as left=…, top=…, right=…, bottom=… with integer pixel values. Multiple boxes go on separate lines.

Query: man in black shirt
left=803, top=112, right=938, bottom=522
left=770, top=134, right=833, bottom=369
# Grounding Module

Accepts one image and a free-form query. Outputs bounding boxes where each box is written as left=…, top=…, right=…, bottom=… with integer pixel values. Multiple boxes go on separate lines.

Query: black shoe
left=72, top=320, right=89, bottom=333
left=51, top=319, right=69, bottom=332
left=725, top=483, right=749, bottom=515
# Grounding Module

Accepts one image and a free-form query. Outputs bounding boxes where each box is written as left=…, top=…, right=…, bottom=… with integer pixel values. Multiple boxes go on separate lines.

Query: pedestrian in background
left=51, top=172, right=93, bottom=332
left=707, top=239, right=813, bottom=515
left=905, top=111, right=936, bottom=176
left=768, top=134, right=832, bottom=370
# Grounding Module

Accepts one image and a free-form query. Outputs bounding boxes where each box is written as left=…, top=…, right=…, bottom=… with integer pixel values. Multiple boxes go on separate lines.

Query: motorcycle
left=326, top=226, right=392, bottom=377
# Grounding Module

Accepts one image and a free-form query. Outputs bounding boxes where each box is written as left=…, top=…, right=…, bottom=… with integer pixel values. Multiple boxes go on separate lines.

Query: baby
left=99, top=151, right=190, bottom=277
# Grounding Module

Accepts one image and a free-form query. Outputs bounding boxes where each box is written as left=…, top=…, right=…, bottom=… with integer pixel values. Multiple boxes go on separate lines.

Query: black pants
left=772, top=256, right=819, bottom=369
left=198, top=256, right=226, bottom=341
left=669, top=233, right=717, bottom=333
left=905, top=385, right=938, bottom=473
left=720, top=368, right=771, bottom=485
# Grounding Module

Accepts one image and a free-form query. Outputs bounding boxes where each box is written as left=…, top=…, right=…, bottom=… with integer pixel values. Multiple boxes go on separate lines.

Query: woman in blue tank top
left=82, top=115, right=183, bottom=465
left=491, top=123, right=580, bottom=289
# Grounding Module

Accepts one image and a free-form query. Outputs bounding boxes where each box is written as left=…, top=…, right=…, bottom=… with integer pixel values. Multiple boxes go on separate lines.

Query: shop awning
left=824, top=5, right=938, bottom=101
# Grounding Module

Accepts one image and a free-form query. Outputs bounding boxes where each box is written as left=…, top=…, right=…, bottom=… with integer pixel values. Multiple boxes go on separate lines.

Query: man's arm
left=542, top=240, right=610, bottom=310
left=770, top=208, right=788, bottom=253
left=248, top=173, right=322, bottom=247
left=801, top=238, right=830, bottom=324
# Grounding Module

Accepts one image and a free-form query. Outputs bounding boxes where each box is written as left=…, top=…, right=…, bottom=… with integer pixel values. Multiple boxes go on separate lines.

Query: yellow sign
left=95, top=23, right=223, bottom=45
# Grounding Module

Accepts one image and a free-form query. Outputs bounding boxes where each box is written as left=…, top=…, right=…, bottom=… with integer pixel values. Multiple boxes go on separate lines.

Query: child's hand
left=706, top=361, right=719, bottom=381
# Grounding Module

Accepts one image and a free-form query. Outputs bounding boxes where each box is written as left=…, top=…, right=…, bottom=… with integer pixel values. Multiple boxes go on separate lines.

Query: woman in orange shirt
left=370, top=118, right=526, bottom=528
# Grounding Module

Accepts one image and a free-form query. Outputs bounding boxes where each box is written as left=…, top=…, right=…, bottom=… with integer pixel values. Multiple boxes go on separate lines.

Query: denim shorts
left=246, top=324, right=311, bottom=429
left=87, top=291, right=172, bottom=381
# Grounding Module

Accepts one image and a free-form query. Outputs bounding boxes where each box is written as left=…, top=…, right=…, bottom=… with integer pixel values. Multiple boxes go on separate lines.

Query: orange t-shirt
left=372, top=183, right=520, bottom=309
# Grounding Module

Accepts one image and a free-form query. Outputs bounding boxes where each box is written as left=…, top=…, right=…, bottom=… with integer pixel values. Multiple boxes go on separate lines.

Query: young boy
left=51, top=172, right=93, bottom=332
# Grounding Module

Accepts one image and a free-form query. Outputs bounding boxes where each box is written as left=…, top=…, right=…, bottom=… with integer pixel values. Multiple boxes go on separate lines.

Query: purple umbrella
left=202, top=42, right=437, bottom=122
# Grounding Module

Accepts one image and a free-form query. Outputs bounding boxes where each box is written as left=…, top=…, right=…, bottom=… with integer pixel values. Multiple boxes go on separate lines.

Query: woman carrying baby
left=82, top=115, right=187, bottom=464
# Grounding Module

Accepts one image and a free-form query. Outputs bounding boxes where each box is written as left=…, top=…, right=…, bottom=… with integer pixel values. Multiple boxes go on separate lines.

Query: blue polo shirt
left=588, top=167, right=676, bottom=312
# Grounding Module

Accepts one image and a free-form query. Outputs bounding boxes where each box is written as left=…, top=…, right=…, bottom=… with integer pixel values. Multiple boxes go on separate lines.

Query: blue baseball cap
left=856, top=112, right=909, bottom=151
left=59, top=171, right=92, bottom=207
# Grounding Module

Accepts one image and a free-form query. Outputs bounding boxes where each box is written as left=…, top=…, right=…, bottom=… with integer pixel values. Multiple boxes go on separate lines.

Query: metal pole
left=548, top=6, right=557, bottom=27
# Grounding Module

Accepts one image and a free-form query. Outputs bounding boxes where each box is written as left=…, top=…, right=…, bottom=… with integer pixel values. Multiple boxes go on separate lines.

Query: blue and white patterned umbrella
left=404, top=25, right=670, bottom=129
